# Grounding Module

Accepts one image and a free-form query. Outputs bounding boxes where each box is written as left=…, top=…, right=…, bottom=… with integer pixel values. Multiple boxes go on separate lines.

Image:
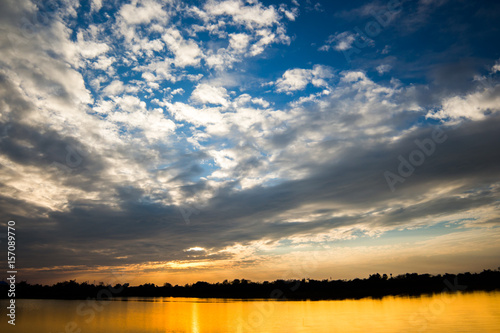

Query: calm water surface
left=1, top=291, right=499, bottom=332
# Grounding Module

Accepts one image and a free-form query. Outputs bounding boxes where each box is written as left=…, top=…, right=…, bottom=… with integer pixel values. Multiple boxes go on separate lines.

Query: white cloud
left=491, top=60, right=500, bottom=73
left=119, top=0, right=168, bottom=25
left=376, top=64, right=392, bottom=75
left=164, top=102, right=225, bottom=131
left=182, top=0, right=292, bottom=70
left=141, top=72, right=157, bottom=82
left=276, top=69, right=311, bottom=92
left=279, top=4, right=299, bottom=21
left=319, top=31, right=357, bottom=52
left=90, top=0, right=103, bottom=13
left=249, top=28, right=277, bottom=56
left=290, top=89, right=331, bottom=107
left=229, top=33, right=251, bottom=52
left=172, top=88, right=185, bottom=95
left=232, top=94, right=271, bottom=109
left=205, top=50, right=234, bottom=70
left=93, top=55, right=116, bottom=72
left=134, top=59, right=177, bottom=82
left=275, top=65, right=333, bottom=93
left=102, top=80, right=125, bottom=96
left=251, top=97, right=270, bottom=108
left=427, top=84, right=500, bottom=121
left=190, top=84, right=230, bottom=106
left=203, top=0, right=279, bottom=29
left=76, top=31, right=110, bottom=59
left=114, top=0, right=172, bottom=57
left=186, top=247, right=205, bottom=252
left=103, top=96, right=177, bottom=142
left=162, top=27, right=202, bottom=67
left=138, top=38, right=164, bottom=54
left=311, top=65, right=334, bottom=87
left=340, top=71, right=368, bottom=83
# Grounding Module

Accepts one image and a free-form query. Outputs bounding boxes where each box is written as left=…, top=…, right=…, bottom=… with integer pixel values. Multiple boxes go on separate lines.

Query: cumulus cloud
left=93, top=55, right=116, bottom=71
left=275, top=65, right=333, bottom=93
left=189, top=0, right=291, bottom=68
left=427, top=83, right=500, bottom=120
left=190, top=83, right=230, bottom=106
left=162, top=27, right=202, bottom=68
left=76, top=32, right=110, bottom=59
left=119, top=0, right=169, bottom=25
left=203, top=0, right=279, bottom=28
left=102, top=80, right=125, bottom=96
left=229, top=33, right=251, bottom=52
left=90, top=0, right=103, bottom=13
left=108, top=97, right=177, bottom=142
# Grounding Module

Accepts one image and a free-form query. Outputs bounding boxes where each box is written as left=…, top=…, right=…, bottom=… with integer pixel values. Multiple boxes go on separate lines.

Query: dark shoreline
left=3, top=289, right=499, bottom=303
left=1, top=269, right=499, bottom=301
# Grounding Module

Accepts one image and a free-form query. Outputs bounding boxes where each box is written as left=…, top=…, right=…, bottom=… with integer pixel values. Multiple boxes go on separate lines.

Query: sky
left=0, top=0, right=499, bottom=286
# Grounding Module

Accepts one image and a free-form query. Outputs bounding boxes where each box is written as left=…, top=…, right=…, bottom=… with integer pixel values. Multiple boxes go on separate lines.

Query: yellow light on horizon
left=186, top=247, right=205, bottom=252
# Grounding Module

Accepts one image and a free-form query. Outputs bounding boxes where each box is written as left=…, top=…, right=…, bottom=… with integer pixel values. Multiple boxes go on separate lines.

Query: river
left=1, top=291, right=499, bottom=332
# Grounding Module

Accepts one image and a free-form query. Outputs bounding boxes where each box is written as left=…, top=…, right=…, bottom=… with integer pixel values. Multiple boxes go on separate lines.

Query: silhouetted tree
left=2, top=268, right=499, bottom=300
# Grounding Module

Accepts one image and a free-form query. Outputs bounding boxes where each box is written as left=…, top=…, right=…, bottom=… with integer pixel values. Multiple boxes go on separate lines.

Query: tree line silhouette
left=1, top=268, right=499, bottom=300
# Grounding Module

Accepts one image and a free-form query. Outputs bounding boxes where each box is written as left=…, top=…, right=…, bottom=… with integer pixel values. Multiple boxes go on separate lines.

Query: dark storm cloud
left=426, top=59, right=487, bottom=95
left=0, top=74, right=35, bottom=120
left=0, top=117, right=113, bottom=201
left=269, top=127, right=299, bottom=148
left=206, top=117, right=500, bottom=219
left=0, top=121, right=94, bottom=172
left=166, top=151, right=209, bottom=183
left=6, top=114, right=499, bottom=269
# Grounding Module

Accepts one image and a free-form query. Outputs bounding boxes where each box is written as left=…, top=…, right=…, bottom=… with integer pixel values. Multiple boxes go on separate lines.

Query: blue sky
left=0, top=0, right=500, bottom=285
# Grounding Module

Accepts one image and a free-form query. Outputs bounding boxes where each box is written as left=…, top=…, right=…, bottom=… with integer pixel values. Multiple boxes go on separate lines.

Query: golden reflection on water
left=1, top=291, right=499, bottom=332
